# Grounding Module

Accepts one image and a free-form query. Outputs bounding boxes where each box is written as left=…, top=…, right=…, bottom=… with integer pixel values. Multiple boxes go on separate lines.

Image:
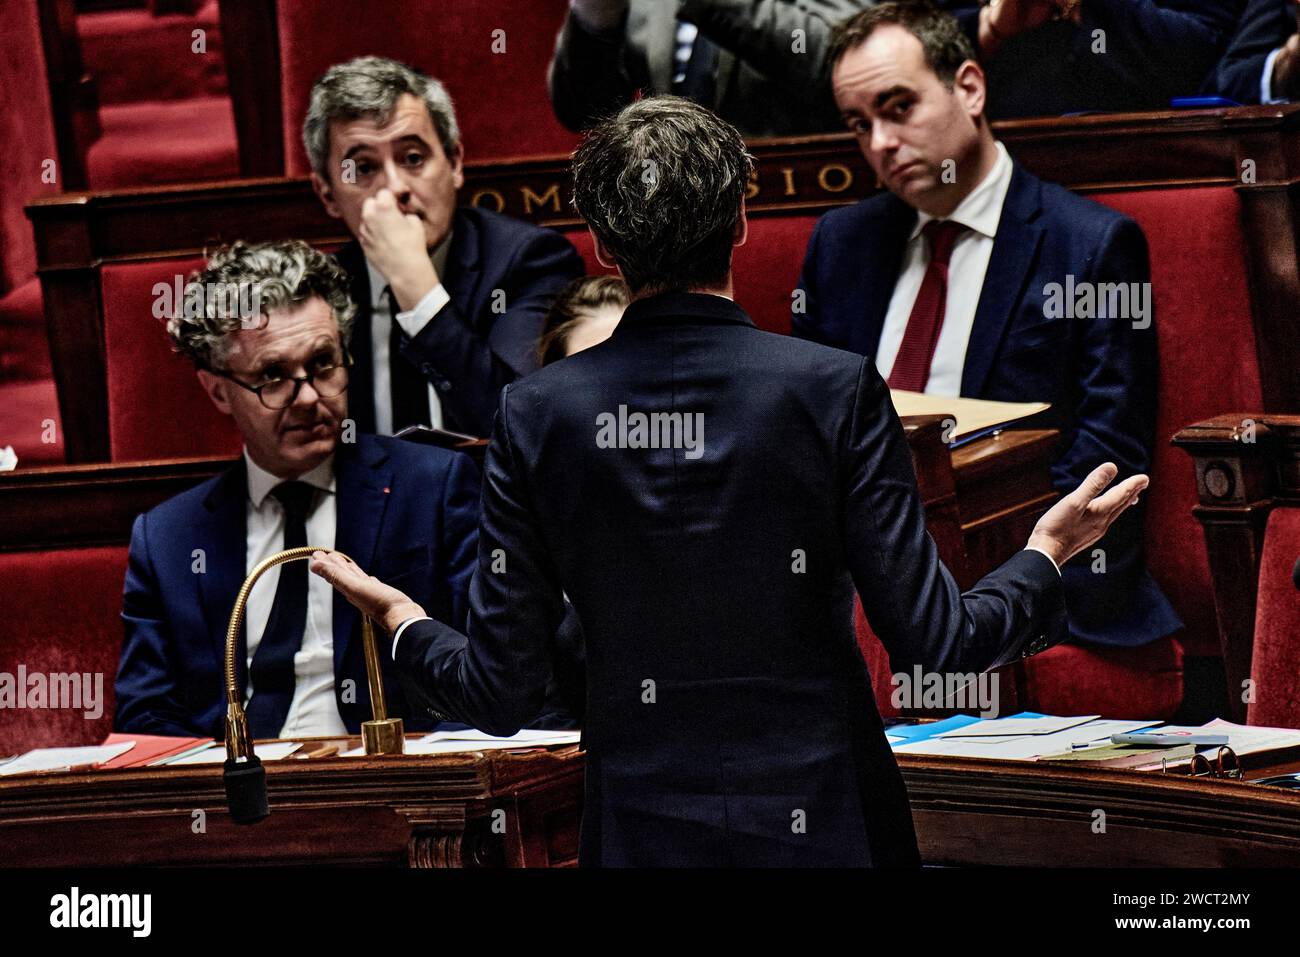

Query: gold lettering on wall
left=745, top=168, right=760, bottom=200
left=470, top=188, right=507, bottom=212
left=521, top=183, right=562, bottom=214
left=780, top=167, right=797, bottom=196
left=817, top=164, right=853, bottom=193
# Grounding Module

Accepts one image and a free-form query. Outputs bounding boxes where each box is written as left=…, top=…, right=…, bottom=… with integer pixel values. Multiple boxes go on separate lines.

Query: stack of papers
left=890, top=713, right=1160, bottom=761
left=0, top=743, right=136, bottom=776
left=341, top=728, right=581, bottom=758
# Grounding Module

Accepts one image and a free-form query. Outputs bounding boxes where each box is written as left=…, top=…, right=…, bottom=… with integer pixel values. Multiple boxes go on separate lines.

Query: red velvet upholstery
left=0, top=546, right=126, bottom=753
left=87, top=96, right=239, bottom=190
left=101, top=258, right=241, bottom=460
left=1023, top=639, right=1185, bottom=718
left=1089, top=187, right=1263, bottom=658
left=1247, top=507, right=1300, bottom=728
left=277, top=0, right=579, bottom=174
left=0, top=0, right=59, bottom=294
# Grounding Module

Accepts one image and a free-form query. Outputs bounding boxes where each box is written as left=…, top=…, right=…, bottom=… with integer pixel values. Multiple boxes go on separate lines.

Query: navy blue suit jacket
left=114, top=434, right=480, bottom=739
left=391, top=292, right=1069, bottom=867
left=794, top=162, right=1182, bottom=647
left=337, top=206, right=585, bottom=437
left=943, top=0, right=1241, bottom=117
left=1212, top=0, right=1293, bottom=103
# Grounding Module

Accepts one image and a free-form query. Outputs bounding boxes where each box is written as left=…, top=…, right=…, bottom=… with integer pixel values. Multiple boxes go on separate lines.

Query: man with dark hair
left=796, top=2, right=1181, bottom=649
left=305, top=56, right=584, bottom=437
left=309, top=94, right=1149, bottom=867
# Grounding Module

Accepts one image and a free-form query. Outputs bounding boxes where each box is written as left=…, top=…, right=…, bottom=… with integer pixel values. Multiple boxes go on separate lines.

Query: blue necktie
left=246, top=480, right=315, bottom=738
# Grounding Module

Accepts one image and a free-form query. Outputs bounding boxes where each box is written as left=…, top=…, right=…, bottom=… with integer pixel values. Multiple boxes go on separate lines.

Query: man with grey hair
left=309, top=96, right=1148, bottom=867
left=114, top=239, right=555, bottom=740
left=305, top=55, right=584, bottom=438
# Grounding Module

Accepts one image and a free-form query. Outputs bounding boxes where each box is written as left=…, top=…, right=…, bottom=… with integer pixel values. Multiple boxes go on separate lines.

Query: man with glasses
left=114, top=240, right=576, bottom=739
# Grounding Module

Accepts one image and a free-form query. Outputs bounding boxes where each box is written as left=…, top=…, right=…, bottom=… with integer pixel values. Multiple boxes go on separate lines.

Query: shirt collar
left=366, top=228, right=454, bottom=309
left=910, top=141, right=1013, bottom=241
left=243, top=449, right=336, bottom=510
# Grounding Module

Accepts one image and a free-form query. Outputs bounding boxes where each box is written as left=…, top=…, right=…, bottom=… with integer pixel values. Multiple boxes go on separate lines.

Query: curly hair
left=166, top=240, right=356, bottom=371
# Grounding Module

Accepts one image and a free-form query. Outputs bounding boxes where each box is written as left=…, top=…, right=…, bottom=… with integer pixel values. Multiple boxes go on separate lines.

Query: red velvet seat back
left=277, top=0, right=579, bottom=175
left=0, top=546, right=127, bottom=752
left=1248, top=507, right=1300, bottom=728
left=0, top=0, right=59, bottom=293
left=1091, top=187, right=1263, bottom=656
left=101, top=259, right=242, bottom=460
left=558, top=213, right=820, bottom=336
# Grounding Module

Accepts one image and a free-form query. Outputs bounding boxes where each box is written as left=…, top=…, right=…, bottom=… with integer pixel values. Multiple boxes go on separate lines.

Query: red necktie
left=887, top=220, right=966, bottom=393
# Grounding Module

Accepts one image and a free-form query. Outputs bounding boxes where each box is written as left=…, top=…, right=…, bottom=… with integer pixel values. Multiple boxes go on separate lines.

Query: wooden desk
left=0, top=741, right=584, bottom=868
left=4, top=741, right=1297, bottom=867
left=900, top=752, right=1300, bottom=867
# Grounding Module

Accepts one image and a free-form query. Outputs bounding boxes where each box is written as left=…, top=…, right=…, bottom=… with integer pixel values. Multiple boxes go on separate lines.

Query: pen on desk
left=296, top=744, right=339, bottom=759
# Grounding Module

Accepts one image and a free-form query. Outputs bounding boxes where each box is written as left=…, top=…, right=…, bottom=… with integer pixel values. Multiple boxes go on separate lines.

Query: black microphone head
left=223, top=755, right=269, bottom=825
left=1293, top=556, right=1300, bottom=591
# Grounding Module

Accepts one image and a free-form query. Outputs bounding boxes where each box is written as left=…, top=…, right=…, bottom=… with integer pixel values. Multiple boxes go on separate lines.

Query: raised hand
left=1026, top=462, right=1148, bottom=569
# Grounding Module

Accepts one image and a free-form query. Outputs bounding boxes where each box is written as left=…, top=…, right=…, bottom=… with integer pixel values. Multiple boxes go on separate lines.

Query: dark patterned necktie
left=887, top=220, right=966, bottom=393
left=246, top=480, right=315, bottom=738
left=386, top=286, right=431, bottom=432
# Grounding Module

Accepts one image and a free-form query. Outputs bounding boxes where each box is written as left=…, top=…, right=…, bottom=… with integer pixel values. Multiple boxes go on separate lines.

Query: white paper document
left=937, top=715, right=1101, bottom=738
left=0, top=743, right=135, bottom=776
left=167, top=741, right=303, bottom=766
left=895, top=719, right=1159, bottom=760
left=341, top=729, right=581, bottom=758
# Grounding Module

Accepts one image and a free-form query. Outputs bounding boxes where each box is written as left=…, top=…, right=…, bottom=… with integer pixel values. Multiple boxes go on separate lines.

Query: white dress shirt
left=1261, top=46, right=1287, bottom=104
left=243, top=451, right=347, bottom=737
left=875, top=141, right=1015, bottom=396
left=366, top=232, right=453, bottom=435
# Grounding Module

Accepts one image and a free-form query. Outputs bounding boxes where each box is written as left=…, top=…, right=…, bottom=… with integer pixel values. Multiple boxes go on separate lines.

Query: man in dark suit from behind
left=309, top=96, right=1149, bottom=867
left=114, top=240, right=574, bottom=740
left=795, top=2, right=1181, bottom=649
left=304, top=56, right=585, bottom=438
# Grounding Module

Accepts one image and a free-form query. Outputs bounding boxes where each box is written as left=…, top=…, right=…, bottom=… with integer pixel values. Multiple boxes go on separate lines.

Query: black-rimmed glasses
left=210, top=349, right=352, bottom=410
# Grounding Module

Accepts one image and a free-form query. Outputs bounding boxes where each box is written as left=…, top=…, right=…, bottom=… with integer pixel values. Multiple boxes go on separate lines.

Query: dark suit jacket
left=794, top=161, right=1182, bottom=647
left=942, top=0, right=1242, bottom=117
left=547, top=0, right=862, bottom=136
left=1212, top=0, right=1293, bottom=103
left=336, top=206, right=584, bottom=437
left=114, top=434, right=480, bottom=739
left=393, top=291, right=1068, bottom=867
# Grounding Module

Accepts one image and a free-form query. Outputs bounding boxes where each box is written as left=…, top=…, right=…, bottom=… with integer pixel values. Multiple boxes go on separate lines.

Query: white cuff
left=394, top=283, right=451, bottom=340
left=1024, top=546, right=1061, bottom=577
left=1262, top=46, right=1287, bottom=104
left=391, top=616, right=433, bottom=659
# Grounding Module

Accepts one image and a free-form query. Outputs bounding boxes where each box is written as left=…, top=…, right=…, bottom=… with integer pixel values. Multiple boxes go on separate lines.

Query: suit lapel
left=961, top=164, right=1045, bottom=397
left=442, top=209, right=483, bottom=329
left=863, top=197, right=917, bottom=357
left=331, top=437, right=394, bottom=677
left=199, top=464, right=250, bottom=696
left=337, top=240, right=377, bottom=434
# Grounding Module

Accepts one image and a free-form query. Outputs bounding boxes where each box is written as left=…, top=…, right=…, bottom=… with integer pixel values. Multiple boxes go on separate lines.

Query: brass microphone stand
left=224, top=547, right=405, bottom=767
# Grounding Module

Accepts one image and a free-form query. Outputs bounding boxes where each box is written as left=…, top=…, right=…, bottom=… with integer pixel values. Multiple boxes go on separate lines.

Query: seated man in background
left=1212, top=0, right=1300, bottom=103
left=115, top=240, right=573, bottom=739
left=795, top=3, right=1182, bottom=648
left=549, top=0, right=870, bottom=135
left=306, top=56, right=585, bottom=438
left=939, top=0, right=1240, bottom=117
left=537, top=275, right=630, bottom=366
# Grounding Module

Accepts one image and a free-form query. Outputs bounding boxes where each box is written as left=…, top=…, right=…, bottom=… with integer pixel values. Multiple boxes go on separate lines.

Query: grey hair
left=167, top=240, right=356, bottom=371
left=303, top=55, right=460, bottom=179
left=571, top=96, right=754, bottom=295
